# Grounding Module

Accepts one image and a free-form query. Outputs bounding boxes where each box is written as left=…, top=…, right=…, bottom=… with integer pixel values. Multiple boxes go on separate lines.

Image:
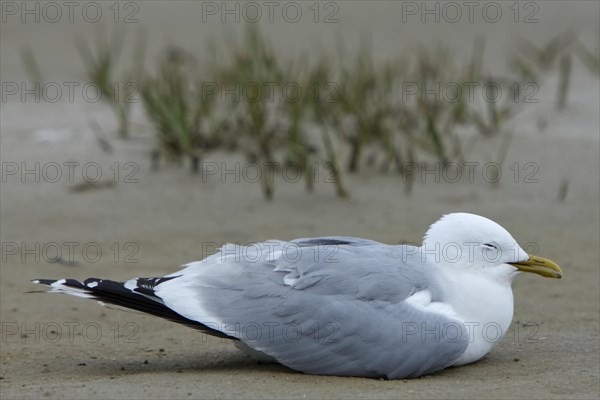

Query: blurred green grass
left=22, top=27, right=599, bottom=200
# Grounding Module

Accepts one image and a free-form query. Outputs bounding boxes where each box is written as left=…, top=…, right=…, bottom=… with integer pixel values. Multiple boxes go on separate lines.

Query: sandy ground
left=1, top=2, right=599, bottom=399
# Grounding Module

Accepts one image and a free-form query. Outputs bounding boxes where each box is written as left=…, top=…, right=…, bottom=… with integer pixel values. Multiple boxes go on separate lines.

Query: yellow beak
left=510, top=255, right=563, bottom=279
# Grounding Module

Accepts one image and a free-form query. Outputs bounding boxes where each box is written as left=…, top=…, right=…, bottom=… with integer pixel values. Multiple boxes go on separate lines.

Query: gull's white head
left=422, top=213, right=562, bottom=281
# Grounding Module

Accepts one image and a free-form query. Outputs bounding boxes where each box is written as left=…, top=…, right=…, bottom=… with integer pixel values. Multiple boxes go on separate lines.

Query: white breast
left=443, top=272, right=515, bottom=366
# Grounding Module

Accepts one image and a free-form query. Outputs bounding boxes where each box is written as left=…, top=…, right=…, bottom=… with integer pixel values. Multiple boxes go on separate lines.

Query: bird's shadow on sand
left=62, top=350, right=490, bottom=382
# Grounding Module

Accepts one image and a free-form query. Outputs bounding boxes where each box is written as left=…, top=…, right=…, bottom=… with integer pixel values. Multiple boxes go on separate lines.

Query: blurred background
left=1, top=1, right=599, bottom=399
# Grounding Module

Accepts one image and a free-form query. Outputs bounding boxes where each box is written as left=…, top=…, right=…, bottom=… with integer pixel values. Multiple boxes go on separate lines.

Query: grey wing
left=155, top=238, right=468, bottom=379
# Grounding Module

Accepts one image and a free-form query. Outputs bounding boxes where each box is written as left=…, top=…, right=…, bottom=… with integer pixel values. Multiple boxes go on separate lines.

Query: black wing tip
left=30, top=276, right=234, bottom=340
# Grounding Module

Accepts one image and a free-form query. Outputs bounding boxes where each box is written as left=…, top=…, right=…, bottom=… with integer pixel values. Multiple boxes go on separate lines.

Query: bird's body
left=32, top=213, right=562, bottom=379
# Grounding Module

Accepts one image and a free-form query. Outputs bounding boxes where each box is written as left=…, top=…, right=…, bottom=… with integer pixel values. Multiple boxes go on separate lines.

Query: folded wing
left=152, top=237, right=469, bottom=378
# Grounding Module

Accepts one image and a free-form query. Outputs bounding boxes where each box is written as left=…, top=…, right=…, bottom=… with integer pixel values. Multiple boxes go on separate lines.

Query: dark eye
left=483, top=243, right=497, bottom=250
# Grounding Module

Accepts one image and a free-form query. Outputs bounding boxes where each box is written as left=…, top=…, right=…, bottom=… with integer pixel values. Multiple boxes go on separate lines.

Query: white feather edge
left=32, top=279, right=95, bottom=299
